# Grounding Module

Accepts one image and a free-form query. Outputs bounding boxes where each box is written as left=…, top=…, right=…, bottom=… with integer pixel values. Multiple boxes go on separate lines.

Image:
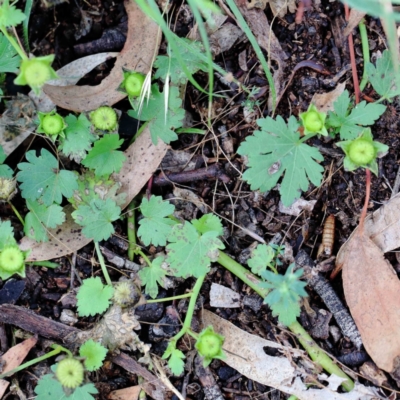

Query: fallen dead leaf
left=336, top=192, right=400, bottom=264
left=108, top=385, right=141, bottom=400
left=22, top=127, right=168, bottom=261
left=202, top=310, right=377, bottom=399
left=343, top=9, right=366, bottom=37
left=30, top=52, right=119, bottom=113
left=341, top=230, right=400, bottom=374
left=0, top=94, right=37, bottom=156
left=0, top=336, right=38, bottom=398
left=43, top=0, right=161, bottom=112
left=311, top=82, right=346, bottom=114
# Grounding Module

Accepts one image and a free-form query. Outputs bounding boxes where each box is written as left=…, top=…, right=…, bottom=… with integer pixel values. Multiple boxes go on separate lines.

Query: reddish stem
left=344, top=4, right=360, bottom=104
left=359, top=168, right=371, bottom=234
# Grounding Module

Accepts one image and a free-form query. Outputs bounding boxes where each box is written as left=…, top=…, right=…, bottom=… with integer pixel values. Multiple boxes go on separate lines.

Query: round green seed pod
left=348, top=139, right=376, bottom=166
left=303, top=110, right=324, bottom=132
left=0, top=245, right=24, bottom=273
left=23, top=59, right=52, bottom=88
left=195, top=327, right=224, bottom=359
left=42, top=113, right=64, bottom=136
left=124, top=73, right=145, bottom=97
left=90, top=106, right=118, bottom=131
left=55, top=358, right=84, bottom=389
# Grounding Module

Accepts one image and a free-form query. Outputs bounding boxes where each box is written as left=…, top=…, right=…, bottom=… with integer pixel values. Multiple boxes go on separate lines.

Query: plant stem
left=224, top=0, right=276, bottom=114
left=344, top=4, right=360, bottom=104
left=169, top=274, right=206, bottom=343
left=0, top=26, right=28, bottom=60
left=289, top=321, right=354, bottom=391
left=186, top=0, right=214, bottom=124
left=147, top=292, right=193, bottom=303
left=8, top=201, right=24, bottom=226
left=358, top=20, right=370, bottom=92
left=127, top=200, right=137, bottom=261
left=94, top=241, right=112, bottom=286
left=217, top=250, right=355, bottom=391
left=217, top=251, right=268, bottom=297
left=359, top=168, right=371, bottom=234
left=299, top=131, right=318, bottom=144
left=27, top=261, right=59, bottom=269
left=0, top=344, right=71, bottom=379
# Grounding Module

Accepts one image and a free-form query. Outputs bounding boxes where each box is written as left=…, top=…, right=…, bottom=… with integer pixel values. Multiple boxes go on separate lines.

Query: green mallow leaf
left=238, top=115, right=324, bottom=207
left=79, top=340, right=108, bottom=371
left=82, top=134, right=126, bottom=177
left=138, top=256, right=167, bottom=299
left=17, top=148, right=78, bottom=206
left=24, top=199, right=65, bottom=243
left=260, top=264, right=307, bottom=326
left=162, top=342, right=185, bottom=376
left=166, top=220, right=225, bottom=278
left=76, top=277, right=114, bottom=317
left=326, top=90, right=386, bottom=140
left=128, top=84, right=185, bottom=145
left=138, top=196, right=176, bottom=246
left=72, top=198, right=121, bottom=242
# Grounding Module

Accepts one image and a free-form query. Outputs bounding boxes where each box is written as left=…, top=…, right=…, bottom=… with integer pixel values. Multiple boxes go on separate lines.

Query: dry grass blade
left=341, top=230, right=400, bottom=374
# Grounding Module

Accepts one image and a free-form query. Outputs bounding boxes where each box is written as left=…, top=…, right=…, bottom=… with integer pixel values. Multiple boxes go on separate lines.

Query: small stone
left=60, top=309, right=78, bottom=325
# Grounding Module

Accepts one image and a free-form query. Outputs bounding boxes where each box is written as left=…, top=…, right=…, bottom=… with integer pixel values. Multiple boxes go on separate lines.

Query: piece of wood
left=0, top=304, right=79, bottom=342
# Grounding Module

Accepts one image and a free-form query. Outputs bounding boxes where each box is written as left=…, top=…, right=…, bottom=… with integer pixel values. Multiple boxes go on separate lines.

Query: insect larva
left=321, top=215, right=335, bottom=256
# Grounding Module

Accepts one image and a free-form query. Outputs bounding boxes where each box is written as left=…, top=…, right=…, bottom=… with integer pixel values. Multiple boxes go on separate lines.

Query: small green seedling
left=121, top=70, right=146, bottom=97
left=76, top=276, right=114, bottom=317
left=260, top=264, right=308, bottom=326
left=37, top=110, right=67, bottom=139
left=299, top=103, right=328, bottom=136
left=14, top=55, right=58, bottom=95
left=79, top=339, right=108, bottom=371
left=90, top=106, right=118, bottom=131
left=195, top=325, right=226, bottom=367
left=336, top=128, right=388, bottom=175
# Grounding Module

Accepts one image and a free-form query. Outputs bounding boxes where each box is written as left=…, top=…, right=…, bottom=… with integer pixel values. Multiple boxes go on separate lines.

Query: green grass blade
left=224, top=0, right=276, bottom=113
left=23, top=0, right=33, bottom=53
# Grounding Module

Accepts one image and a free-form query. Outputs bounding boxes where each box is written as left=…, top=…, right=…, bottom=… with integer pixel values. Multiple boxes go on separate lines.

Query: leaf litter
left=202, top=310, right=378, bottom=399
left=335, top=192, right=400, bottom=375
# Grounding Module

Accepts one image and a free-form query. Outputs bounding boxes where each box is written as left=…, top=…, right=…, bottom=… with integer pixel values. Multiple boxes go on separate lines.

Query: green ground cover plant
left=0, top=0, right=399, bottom=397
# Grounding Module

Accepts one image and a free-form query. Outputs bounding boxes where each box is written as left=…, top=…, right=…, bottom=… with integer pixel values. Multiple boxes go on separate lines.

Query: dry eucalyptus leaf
left=202, top=310, right=377, bottom=399
left=0, top=94, right=37, bottom=156
left=311, top=82, right=346, bottom=114
left=43, top=0, right=161, bottom=112
left=30, top=52, right=119, bottom=113
left=336, top=192, right=400, bottom=264
left=109, top=385, right=141, bottom=400
left=22, top=128, right=168, bottom=261
left=343, top=9, right=366, bottom=37
left=341, top=231, right=400, bottom=374
left=0, top=336, right=38, bottom=397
